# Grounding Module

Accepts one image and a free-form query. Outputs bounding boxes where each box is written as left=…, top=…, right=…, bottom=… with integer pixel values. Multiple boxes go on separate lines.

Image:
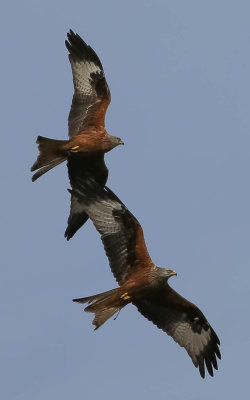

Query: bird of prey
left=70, top=179, right=221, bottom=378
left=31, top=30, right=123, bottom=239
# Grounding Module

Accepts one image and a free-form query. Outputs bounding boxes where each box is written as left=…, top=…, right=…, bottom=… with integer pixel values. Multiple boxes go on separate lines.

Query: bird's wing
left=134, top=285, right=221, bottom=378
left=65, top=194, right=89, bottom=240
left=65, top=153, right=109, bottom=240
left=70, top=179, right=153, bottom=284
left=65, top=30, right=111, bottom=138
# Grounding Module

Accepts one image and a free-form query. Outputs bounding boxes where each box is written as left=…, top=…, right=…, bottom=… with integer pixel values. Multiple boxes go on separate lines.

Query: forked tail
left=31, top=136, right=69, bottom=181
left=73, top=287, right=131, bottom=330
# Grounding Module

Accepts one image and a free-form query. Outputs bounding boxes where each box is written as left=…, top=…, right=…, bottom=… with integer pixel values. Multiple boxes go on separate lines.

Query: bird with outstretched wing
left=31, top=30, right=123, bottom=239
left=70, top=179, right=221, bottom=379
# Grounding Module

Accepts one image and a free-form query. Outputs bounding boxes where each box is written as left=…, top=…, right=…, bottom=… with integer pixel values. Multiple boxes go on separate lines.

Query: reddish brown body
left=31, top=129, right=123, bottom=182
left=64, top=129, right=121, bottom=153
left=72, top=180, right=221, bottom=379
left=31, top=30, right=123, bottom=238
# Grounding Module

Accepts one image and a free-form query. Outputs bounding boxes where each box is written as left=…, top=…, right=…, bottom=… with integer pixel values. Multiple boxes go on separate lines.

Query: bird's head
left=151, top=267, right=177, bottom=284
left=103, top=133, right=124, bottom=152
left=155, top=267, right=177, bottom=281
left=105, top=134, right=124, bottom=150
left=111, top=135, right=124, bottom=147
left=163, top=268, right=177, bottom=279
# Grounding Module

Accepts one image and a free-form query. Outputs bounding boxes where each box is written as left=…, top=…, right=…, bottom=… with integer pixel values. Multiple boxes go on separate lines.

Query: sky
left=1, top=1, right=250, bottom=399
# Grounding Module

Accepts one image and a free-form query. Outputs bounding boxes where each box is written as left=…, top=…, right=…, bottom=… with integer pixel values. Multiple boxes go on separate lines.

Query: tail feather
left=73, top=287, right=129, bottom=330
left=92, top=308, right=120, bottom=330
left=31, top=157, right=65, bottom=182
left=73, top=288, right=118, bottom=305
left=31, top=136, right=68, bottom=181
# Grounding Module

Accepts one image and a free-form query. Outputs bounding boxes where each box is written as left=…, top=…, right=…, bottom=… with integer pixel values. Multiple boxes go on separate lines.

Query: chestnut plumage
left=31, top=30, right=123, bottom=239
left=71, top=180, right=221, bottom=378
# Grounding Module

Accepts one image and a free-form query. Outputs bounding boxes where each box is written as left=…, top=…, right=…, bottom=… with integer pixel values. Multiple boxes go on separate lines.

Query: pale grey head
left=150, top=266, right=177, bottom=284
left=161, top=268, right=177, bottom=279
left=111, top=135, right=124, bottom=146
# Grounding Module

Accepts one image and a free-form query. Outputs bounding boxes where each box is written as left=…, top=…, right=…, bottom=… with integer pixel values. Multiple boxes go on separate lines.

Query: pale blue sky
left=1, top=1, right=250, bottom=399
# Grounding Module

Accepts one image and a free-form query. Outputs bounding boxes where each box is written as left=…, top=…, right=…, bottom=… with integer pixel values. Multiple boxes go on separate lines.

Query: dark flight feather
left=71, top=180, right=221, bottom=378
left=65, top=29, right=110, bottom=137
left=134, top=285, right=221, bottom=378
left=70, top=179, right=152, bottom=284
left=31, top=30, right=121, bottom=239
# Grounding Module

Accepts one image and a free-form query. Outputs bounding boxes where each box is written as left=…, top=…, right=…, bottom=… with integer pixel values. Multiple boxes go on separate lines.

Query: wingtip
left=65, top=30, right=103, bottom=70
left=216, top=347, right=222, bottom=360
left=198, top=362, right=205, bottom=379
left=31, top=170, right=39, bottom=182
left=65, top=29, right=75, bottom=52
left=67, top=29, right=75, bottom=39
left=66, top=29, right=80, bottom=44
left=64, top=230, right=71, bottom=241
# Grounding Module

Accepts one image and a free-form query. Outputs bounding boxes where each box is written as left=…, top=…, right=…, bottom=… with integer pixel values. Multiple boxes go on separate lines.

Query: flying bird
left=70, top=180, right=221, bottom=378
left=31, top=30, right=123, bottom=239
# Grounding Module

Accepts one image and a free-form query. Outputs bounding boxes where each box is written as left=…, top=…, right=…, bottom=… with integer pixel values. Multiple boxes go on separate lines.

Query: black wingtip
left=64, top=231, right=70, bottom=241
left=67, top=29, right=75, bottom=38
left=66, top=29, right=75, bottom=42
left=64, top=209, right=89, bottom=241
left=216, top=346, right=221, bottom=360
left=65, top=29, right=103, bottom=69
left=198, top=361, right=205, bottom=379
left=64, top=229, right=72, bottom=241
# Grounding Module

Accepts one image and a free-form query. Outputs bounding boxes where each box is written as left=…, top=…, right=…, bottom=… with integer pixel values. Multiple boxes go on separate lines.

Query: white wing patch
left=70, top=59, right=102, bottom=96
left=71, top=188, right=123, bottom=236
left=90, top=198, right=123, bottom=236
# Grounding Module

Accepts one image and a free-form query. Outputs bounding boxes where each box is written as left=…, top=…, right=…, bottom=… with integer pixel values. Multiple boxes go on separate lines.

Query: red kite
left=31, top=30, right=123, bottom=239
left=71, top=180, right=221, bottom=378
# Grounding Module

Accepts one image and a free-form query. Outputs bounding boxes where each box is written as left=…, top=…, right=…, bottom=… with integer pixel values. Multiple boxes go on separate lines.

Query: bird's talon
left=70, top=146, right=80, bottom=152
left=120, top=292, right=131, bottom=300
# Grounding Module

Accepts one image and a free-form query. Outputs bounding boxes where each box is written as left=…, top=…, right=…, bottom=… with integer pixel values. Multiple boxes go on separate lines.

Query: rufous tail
left=73, top=287, right=131, bottom=330
left=31, top=136, right=69, bottom=181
